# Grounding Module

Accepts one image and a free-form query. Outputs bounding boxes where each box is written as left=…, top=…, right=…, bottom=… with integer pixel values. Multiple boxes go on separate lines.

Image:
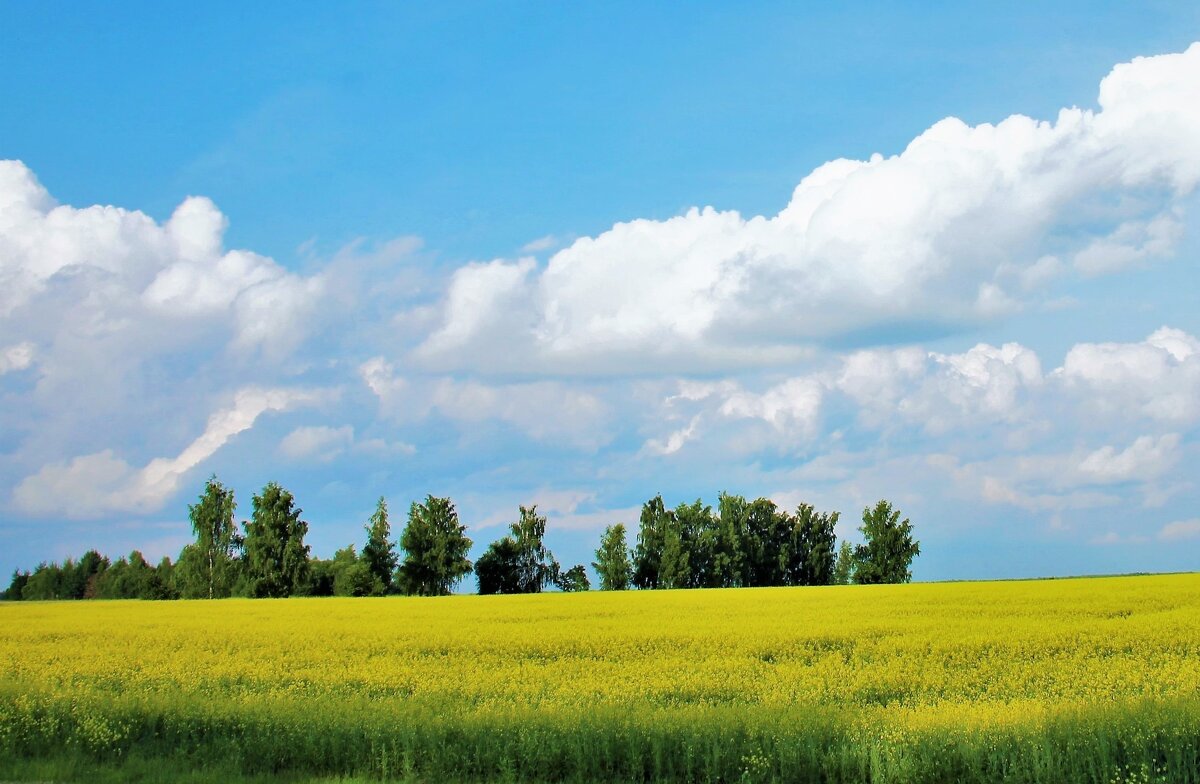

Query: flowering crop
left=2, top=574, right=1199, bottom=782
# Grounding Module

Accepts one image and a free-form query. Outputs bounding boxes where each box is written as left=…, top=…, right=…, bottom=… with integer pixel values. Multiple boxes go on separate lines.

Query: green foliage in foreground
left=1, top=689, right=1198, bottom=783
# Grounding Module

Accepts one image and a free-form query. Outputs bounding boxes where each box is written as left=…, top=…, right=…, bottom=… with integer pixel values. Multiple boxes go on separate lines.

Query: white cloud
left=279, top=425, right=355, bottom=461
left=14, top=387, right=325, bottom=517
left=419, top=44, right=1200, bottom=372
left=642, top=415, right=701, bottom=456
left=1158, top=519, right=1200, bottom=541
left=719, top=377, right=824, bottom=439
left=360, top=358, right=612, bottom=449
left=520, top=235, right=559, bottom=253
left=1076, top=434, right=1181, bottom=484
left=0, top=341, right=34, bottom=374
left=1057, top=327, right=1200, bottom=424
left=0, top=163, right=323, bottom=355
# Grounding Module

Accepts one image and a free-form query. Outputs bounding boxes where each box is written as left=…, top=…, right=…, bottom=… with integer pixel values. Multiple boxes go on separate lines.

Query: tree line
left=2, top=477, right=919, bottom=601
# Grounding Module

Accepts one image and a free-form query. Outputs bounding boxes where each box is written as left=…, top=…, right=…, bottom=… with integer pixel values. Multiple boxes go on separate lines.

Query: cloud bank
left=418, top=44, right=1200, bottom=373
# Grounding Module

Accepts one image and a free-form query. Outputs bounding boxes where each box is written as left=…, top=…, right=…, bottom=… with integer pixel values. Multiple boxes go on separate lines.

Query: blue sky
left=3, top=3, right=1200, bottom=584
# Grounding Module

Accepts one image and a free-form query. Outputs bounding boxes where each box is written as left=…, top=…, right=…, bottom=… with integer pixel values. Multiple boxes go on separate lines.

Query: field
left=2, top=574, right=1199, bottom=783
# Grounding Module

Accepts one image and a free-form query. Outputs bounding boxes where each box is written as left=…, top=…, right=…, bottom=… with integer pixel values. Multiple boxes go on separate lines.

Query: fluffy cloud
left=1056, top=327, right=1200, bottom=424
left=419, top=44, right=1200, bottom=372
left=639, top=328, right=1196, bottom=533
left=14, top=387, right=325, bottom=517
left=644, top=327, right=1194, bottom=457
left=0, top=162, right=323, bottom=356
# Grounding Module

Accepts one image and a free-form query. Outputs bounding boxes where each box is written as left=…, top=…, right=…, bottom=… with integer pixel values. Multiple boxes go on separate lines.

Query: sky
left=2, top=2, right=1200, bottom=584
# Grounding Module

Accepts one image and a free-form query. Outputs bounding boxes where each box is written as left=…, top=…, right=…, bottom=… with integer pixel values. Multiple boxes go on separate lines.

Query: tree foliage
left=242, top=482, right=311, bottom=598
left=361, top=497, right=398, bottom=594
left=592, top=523, right=632, bottom=591
left=853, top=500, right=920, bottom=584
left=632, top=495, right=671, bottom=590
left=477, top=505, right=560, bottom=595
left=178, top=476, right=241, bottom=599
left=555, top=564, right=591, bottom=592
left=832, top=540, right=856, bottom=586
left=628, top=493, right=852, bottom=590
left=398, top=496, right=473, bottom=596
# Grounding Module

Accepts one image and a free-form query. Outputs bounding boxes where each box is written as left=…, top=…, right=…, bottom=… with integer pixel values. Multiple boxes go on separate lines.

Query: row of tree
left=3, top=477, right=919, bottom=601
left=591, top=495, right=918, bottom=590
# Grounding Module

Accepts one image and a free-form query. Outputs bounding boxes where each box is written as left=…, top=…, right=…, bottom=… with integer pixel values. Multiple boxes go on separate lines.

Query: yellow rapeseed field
left=3, top=574, right=1199, bottom=782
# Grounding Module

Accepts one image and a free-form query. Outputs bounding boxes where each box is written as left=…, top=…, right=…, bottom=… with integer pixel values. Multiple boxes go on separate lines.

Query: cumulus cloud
left=642, top=326, right=1196, bottom=460
left=1076, top=434, right=1181, bottom=484
left=14, top=387, right=325, bottom=517
left=0, top=162, right=323, bottom=355
left=1056, top=327, right=1200, bottom=424
left=418, top=44, right=1200, bottom=372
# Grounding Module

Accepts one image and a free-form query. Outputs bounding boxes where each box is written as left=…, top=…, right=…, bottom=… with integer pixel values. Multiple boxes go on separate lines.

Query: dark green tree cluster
left=6, top=549, right=177, bottom=601
left=475, top=505, right=590, bottom=594
left=591, top=494, right=918, bottom=590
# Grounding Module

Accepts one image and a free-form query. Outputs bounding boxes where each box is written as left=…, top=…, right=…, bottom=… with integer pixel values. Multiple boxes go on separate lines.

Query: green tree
left=787, top=504, right=840, bottom=586
left=710, top=493, right=749, bottom=588
left=397, top=496, right=473, bottom=596
left=2, top=570, right=29, bottom=601
left=742, top=498, right=789, bottom=587
left=330, top=545, right=381, bottom=597
left=22, top=563, right=63, bottom=600
left=476, top=506, right=559, bottom=594
left=178, top=476, right=241, bottom=599
left=633, top=495, right=672, bottom=589
left=853, top=500, right=920, bottom=584
left=153, top=556, right=180, bottom=599
left=475, top=536, right=521, bottom=595
left=833, top=541, right=856, bottom=585
left=95, top=551, right=159, bottom=599
left=361, top=497, right=398, bottom=594
left=242, top=482, right=311, bottom=598
left=671, top=499, right=712, bottom=589
left=307, top=557, right=337, bottom=596
left=73, top=550, right=110, bottom=599
left=555, top=564, right=591, bottom=592
left=592, top=523, right=632, bottom=590
left=510, top=505, right=559, bottom=593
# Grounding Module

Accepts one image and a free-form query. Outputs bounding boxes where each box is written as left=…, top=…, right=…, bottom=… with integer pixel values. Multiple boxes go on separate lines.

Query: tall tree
left=242, top=482, right=311, bottom=598
left=632, top=495, right=671, bottom=589
left=397, top=495, right=473, bottom=596
left=832, top=541, right=856, bottom=585
left=787, top=504, right=839, bottom=586
left=853, top=500, right=920, bottom=584
left=742, top=498, right=790, bottom=587
left=592, top=523, right=632, bottom=591
left=510, top=505, right=558, bottom=593
left=710, top=493, right=748, bottom=588
left=672, top=499, right=712, bottom=589
left=361, top=497, right=398, bottom=594
left=179, top=476, right=240, bottom=599
left=475, top=536, right=522, bottom=595
left=3, top=570, right=29, bottom=601
left=475, top=506, right=559, bottom=594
